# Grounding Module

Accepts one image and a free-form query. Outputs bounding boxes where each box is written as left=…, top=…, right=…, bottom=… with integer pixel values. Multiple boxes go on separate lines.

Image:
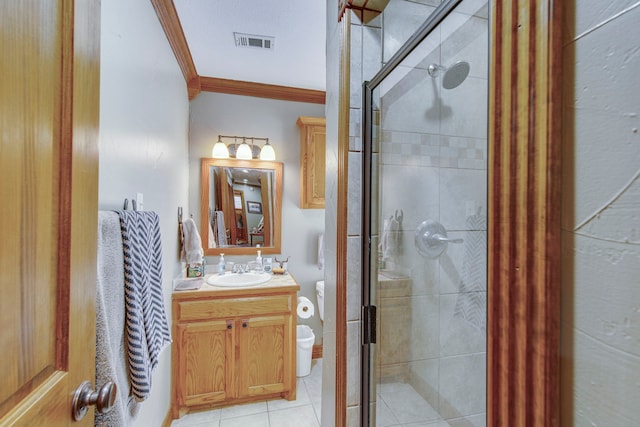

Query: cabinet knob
left=226, top=320, right=233, bottom=330
left=242, top=320, right=248, bottom=328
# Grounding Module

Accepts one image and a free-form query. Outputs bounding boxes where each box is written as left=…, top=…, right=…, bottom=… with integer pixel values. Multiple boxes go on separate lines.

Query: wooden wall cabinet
left=172, top=285, right=298, bottom=418
left=297, top=116, right=326, bottom=209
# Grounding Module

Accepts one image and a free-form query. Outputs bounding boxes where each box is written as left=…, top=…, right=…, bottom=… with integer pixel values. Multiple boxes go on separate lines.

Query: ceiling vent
left=234, top=32, right=275, bottom=50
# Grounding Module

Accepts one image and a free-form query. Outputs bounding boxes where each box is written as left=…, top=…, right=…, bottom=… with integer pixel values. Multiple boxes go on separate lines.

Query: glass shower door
left=362, top=0, right=488, bottom=425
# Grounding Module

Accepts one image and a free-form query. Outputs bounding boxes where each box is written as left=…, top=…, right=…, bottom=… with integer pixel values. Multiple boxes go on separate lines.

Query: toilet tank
left=315, top=280, right=325, bottom=321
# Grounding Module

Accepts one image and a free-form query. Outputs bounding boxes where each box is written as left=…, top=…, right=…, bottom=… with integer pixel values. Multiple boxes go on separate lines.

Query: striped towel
left=116, top=210, right=172, bottom=402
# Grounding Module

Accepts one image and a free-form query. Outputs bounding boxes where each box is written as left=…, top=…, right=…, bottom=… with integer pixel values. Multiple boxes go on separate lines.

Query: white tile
left=379, top=69, right=442, bottom=135
left=347, top=236, right=362, bottom=322
left=443, top=413, right=486, bottom=427
left=219, top=412, right=269, bottom=427
left=375, top=396, right=401, bottom=426
left=378, top=382, right=440, bottom=424
left=363, top=26, right=383, bottom=82
left=350, top=23, right=363, bottom=109
left=383, top=0, right=438, bottom=62
left=440, top=11, right=489, bottom=80
left=439, top=76, right=488, bottom=139
left=347, top=152, right=363, bottom=236
left=379, top=164, right=439, bottom=238
left=268, top=404, right=320, bottom=427
left=439, top=231, right=487, bottom=295
left=267, top=379, right=311, bottom=411
left=346, top=321, right=361, bottom=406
left=170, top=408, right=221, bottom=426
left=439, top=168, right=487, bottom=232
left=438, top=353, right=486, bottom=419
left=409, top=295, right=440, bottom=360
left=346, top=405, right=361, bottom=427
left=219, top=401, right=267, bottom=420
left=452, top=0, right=489, bottom=19
left=439, top=293, right=486, bottom=357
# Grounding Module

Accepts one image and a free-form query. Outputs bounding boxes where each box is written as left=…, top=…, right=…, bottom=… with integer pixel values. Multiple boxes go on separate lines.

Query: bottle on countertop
left=218, top=253, right=226, bottom=275
left=256, top=244, right=262, bottom=266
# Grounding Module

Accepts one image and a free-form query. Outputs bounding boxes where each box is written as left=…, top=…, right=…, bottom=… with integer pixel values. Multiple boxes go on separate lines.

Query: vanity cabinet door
left=176, top=319, right=235, bottom=407
left=237, top=314, right=295, bottom=399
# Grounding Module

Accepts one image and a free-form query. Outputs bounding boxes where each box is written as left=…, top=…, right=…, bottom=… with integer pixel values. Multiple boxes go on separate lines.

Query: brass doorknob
left=72, top=380, right=117, bottom=421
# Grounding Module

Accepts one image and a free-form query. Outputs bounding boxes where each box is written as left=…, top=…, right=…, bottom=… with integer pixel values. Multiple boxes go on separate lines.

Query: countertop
left=172, top=272, right=300, bottom=300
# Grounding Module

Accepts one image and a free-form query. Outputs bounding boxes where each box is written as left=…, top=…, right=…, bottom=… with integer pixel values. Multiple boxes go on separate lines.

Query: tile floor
left=376, top=382, right=445, bottom=427
left=170, top=359, right=323, bottom=427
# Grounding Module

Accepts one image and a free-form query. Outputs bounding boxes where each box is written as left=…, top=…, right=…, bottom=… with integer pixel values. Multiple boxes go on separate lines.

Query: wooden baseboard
left=162, top=409, right=173, bottom=427
left=312, top=344, right=323, bottom=359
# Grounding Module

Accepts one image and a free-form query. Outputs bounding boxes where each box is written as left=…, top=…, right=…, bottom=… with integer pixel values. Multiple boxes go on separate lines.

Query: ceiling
left=173, top=0, right=327, bottom=92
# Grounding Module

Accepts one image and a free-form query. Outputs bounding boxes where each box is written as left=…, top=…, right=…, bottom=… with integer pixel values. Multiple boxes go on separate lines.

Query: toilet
left=315, top=280, right=324, bottom=321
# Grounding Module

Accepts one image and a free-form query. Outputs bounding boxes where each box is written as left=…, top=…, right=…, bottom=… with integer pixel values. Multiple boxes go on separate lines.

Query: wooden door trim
left=335, top=14, right=351, bottom=427
left=488, top=1, right=563, bottom=425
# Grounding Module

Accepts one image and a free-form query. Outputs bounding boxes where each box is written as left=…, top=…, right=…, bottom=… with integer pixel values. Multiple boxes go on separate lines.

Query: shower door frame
left=360, top=1, right=465, bottom=425
left=359, top=0, right=564, bottom=425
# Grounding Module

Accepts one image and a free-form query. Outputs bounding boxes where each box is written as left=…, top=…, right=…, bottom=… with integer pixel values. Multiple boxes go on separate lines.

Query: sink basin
left=206, top=272, right=272, bottom=287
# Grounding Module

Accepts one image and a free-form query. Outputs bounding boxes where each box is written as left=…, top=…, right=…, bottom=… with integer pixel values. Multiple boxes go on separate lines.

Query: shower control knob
left=415, top=220, right=463, bottom=258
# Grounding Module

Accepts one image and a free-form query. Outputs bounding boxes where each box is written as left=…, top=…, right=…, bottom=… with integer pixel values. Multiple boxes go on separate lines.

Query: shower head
left=427, top=61, right=470, bottom=89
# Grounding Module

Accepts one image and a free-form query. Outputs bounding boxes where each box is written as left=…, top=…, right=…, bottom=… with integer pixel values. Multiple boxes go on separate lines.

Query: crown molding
left=200, top=77, right=325, bottom=104
left=150, top=0, right=199, bottom=99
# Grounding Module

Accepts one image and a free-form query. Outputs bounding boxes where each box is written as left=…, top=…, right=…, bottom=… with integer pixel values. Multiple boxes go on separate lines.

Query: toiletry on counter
left=218, top=253, right=226, bottom=275
left=263, top=257, right=272, bottom=273
left=256, top=244, right=262, bottom=266
left=187, top=257, right=205, bottom=277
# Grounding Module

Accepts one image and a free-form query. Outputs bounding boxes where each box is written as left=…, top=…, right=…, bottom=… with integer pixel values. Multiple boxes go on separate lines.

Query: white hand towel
left=181, top=217, right=204, bottom=264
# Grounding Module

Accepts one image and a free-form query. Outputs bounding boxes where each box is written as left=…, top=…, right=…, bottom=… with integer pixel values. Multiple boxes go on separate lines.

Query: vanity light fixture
left=211, top=136, right=230, bottom=158
left=235, top=137, right=253, bottom=160
left=212, top=135, right=276, bottom=160
left=259, top=139, right=276, bottom=161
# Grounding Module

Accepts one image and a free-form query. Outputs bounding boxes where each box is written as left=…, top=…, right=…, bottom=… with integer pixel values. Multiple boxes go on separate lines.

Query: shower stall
left=361, top=0, right=488, bottom=425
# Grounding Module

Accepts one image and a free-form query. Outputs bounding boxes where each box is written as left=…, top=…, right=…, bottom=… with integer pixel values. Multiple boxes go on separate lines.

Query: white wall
left=561, top=1, right=640, bottom=425
left=188, top=92, right=326, bottom=343
left=99, top=0, right=190, bottom=425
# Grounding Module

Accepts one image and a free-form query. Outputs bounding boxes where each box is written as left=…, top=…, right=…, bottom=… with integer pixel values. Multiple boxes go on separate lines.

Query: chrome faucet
left=232, top=263, right=249, bottom=274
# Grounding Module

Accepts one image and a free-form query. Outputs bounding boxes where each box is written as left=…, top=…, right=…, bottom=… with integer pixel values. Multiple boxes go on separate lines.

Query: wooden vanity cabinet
left=297, top=116, right=326, bottom=209
left=171, top=285, right=298, bottom=418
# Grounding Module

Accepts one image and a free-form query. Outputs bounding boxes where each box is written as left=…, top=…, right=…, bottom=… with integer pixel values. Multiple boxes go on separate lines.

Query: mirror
left=201, top=158, right=283, bottom=255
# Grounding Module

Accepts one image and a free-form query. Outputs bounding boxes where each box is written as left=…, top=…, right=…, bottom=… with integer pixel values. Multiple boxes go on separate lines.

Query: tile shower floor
left=376, top=382, right=443, bottom=427
left=170, top=359, right=323, bottom=427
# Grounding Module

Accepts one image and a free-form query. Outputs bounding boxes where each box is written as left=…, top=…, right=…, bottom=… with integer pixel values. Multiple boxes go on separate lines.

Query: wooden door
left=0, top=0, right=100, bottom=425
left=237, top=315, right=292, bottom=398
left=177, top=320, right=235, bottom=407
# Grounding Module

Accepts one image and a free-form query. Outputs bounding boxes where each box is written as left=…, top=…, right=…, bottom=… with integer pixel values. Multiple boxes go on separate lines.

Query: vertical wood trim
left=335, top=14, right=351, bottom=427
left=488, top=1, right=563, bottom=426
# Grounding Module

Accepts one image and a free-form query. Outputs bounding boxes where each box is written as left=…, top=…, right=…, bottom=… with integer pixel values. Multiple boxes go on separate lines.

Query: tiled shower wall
left=344, top=0, right=489, bottom=424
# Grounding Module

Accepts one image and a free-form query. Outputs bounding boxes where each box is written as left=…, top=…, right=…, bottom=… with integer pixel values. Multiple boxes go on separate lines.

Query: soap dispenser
left=256, top=245, right=262, bottom=266
left=218, top=253, right=226, bottom=275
